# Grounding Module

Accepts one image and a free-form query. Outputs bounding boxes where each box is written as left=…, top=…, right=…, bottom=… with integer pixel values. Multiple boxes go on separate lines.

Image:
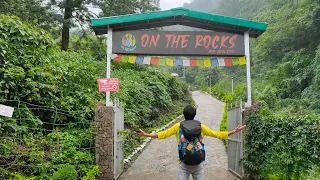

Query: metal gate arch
left=90, top=7, right=267, bottom=180
left=227, top=106, right=244, bottom=179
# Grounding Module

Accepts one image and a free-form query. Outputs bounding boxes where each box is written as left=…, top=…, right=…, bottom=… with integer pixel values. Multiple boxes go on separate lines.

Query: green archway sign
left=90, top=8, right=267, bottom=107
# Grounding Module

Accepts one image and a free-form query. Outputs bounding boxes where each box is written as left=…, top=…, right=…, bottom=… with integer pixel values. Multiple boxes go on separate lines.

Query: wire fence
left=0, top=99, right=96, bottom=179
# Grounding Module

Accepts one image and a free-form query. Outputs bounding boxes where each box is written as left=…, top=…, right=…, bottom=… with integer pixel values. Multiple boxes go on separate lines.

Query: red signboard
left=98, top=78, right=119, bottom=92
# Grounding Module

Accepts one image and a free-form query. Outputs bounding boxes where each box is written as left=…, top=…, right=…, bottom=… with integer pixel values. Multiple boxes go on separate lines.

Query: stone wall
left=95, top=106, right=114, bottom=180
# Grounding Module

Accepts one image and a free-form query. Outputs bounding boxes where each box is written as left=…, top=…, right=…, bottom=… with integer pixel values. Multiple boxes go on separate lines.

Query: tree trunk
left=61, top=0, right=73, bottom=51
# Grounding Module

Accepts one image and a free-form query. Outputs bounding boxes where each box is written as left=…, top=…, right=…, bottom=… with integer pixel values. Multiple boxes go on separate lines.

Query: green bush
left=222, top=93, right=233, bottom=104
left=81, top=165, right=101, bottom=180
left=10, top=172, right=35, bottom=180
left=52, top=164, right=77, bottom=180
left=219, top=105, right=228, bottom=147
left=220, top=106, right=228, bottom=132
left=244, top=113, right=320, bottom=179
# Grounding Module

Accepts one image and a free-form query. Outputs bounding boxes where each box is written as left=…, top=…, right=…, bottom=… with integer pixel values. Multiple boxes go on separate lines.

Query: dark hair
left=183, top=105, right=196, bottom=120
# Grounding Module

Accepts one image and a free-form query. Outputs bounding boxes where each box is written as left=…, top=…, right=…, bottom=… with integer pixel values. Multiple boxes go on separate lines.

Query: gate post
left=227, top=107, right=244, bottom=179
left=95, top=106, right=114, bottom=180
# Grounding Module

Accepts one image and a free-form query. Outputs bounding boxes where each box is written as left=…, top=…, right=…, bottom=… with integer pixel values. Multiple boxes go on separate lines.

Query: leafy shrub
left=80, top=165, right=101, bottom=180
left=10, top=172, right=35, bottom=180
left=219, top=105, right=228, bottom=147
left=52, top=164, right=77, bottom=180
left=0, top=14, right=53, bottom=102
left=244, top=113, right=320, bottom=179
left=220, top=106, right=228, bottom=132
left=222, top=93, right=233, bottom=104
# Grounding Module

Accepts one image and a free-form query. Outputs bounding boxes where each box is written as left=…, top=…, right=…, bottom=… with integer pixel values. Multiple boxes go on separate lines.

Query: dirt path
left=119, top=91, right=239, bottom=180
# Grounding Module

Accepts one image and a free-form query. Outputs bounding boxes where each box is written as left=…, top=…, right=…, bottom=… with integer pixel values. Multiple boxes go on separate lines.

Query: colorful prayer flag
left=218, top=57, right=225, bottom=66
left=116, top=55, right=244, bottom=68
left=190, top=58, right=197, bottom=67
left=224, top=58, right=232, bottom=67
left=136, top=56, right=144, bottom=64
left=111, top=54, right=118, bottom=59
left=158, top=57, right=166, bottom=66
left=121, top=55, right=129, bottom=63
left=197, top=59, right=204, bottom=67
left=204, top=58, right=211, bottom=67
left=239, top=57, right=246, bottom=65
left=143, top=57, right=151, bottom=64
left=175, top=57, right=183, bottom=66
left=183, top=59, right=190, bottom=66
left=151, top=57, right=159, bottom=65
left=114, top=54, right=122, bottom=62
left=210, top=57, right=219, bottom=66
left=128, top=55, right=136, bottom=64
left=166, top=58, right=174, bottom=66
left=232, top=57, right=239, bottom=66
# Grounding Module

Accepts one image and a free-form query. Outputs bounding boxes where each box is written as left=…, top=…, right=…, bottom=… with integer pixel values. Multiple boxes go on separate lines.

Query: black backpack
left=178, top=120, right=205, bottom=165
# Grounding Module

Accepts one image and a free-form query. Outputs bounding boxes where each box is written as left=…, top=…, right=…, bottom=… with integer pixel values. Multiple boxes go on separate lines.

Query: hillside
left=0, top=15, right=191, bottom=179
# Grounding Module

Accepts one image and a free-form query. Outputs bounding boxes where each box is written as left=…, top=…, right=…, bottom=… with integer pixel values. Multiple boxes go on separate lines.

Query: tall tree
left=0, top=0, right=59, bottom=31
left=48, top=0, right=97, bottom=51
left=48, top=0, right=160, bottom=51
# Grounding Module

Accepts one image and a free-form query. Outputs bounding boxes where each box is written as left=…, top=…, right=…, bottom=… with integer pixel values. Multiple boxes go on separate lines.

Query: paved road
left=119, top=91, right=239, bottom=180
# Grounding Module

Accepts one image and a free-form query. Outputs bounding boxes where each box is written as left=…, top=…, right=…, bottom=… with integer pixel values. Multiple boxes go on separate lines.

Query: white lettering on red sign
left=98, top=78, right=119, bottom=92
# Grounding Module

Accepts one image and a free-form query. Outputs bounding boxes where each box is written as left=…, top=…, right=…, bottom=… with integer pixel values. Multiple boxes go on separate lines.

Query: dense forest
left=181, top=0, right=320, bottom=114
left=179, top=0, right=320, bottom=179
left=0, top=0, right=320, bottom=179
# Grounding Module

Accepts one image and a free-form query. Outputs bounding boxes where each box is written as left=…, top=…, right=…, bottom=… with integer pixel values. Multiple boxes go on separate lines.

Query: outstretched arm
left=135, top=129, right=158, bottom=138
left=228, top=125, right=246, bottom=136
left=202, top=124, right=246, bottom=140
left=135, top=123, right=180, bottom=139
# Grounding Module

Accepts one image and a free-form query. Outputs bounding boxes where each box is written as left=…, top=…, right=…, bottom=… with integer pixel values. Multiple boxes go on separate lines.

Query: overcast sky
left=88, top=0, right=191, bottom=17
left=160, top=0, right=191, bottom=10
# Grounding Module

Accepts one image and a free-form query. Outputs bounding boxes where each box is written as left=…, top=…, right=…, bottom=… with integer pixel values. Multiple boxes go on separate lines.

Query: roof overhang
left=90, top=8, right=267, bottom=38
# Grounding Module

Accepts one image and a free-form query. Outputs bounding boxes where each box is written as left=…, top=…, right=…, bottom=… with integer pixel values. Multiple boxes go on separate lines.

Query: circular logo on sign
left=112, top=85, right=117, bottom=89
left=120, top=33, right=137, bottom=51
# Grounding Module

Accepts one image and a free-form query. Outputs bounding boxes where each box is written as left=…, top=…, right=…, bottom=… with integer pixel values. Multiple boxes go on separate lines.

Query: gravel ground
left=119, top=91, right=240, bottom=180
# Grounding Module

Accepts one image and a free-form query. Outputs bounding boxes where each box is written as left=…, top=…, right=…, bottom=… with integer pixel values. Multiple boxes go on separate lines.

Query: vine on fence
left=0, top=100, right=98, bottom=179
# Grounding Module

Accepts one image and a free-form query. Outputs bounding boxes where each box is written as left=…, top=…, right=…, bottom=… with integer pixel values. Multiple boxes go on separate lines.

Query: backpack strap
left=180, top=120, right=201, bottom=140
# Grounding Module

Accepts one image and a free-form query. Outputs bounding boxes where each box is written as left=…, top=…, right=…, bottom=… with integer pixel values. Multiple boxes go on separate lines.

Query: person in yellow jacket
left=135, top=105, right=246, bottom=180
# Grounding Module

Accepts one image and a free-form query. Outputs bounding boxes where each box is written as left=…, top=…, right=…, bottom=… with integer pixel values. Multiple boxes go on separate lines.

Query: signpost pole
left=231, top=76, right=234, bottom=94
left=245, top=31, right=252, bottom=107
left=106, top=28, right=113, bottom=106
left=209, top=77, right=212, bottom=95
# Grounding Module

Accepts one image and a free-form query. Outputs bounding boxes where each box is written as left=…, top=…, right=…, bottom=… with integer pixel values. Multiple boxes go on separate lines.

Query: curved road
left=119, top=91, right=239, bottom=180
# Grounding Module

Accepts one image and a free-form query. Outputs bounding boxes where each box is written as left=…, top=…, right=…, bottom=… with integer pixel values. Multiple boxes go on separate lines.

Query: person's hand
left=134, top=129, right=146, bottom=137
left=233, top=125, right=246, bottom=134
